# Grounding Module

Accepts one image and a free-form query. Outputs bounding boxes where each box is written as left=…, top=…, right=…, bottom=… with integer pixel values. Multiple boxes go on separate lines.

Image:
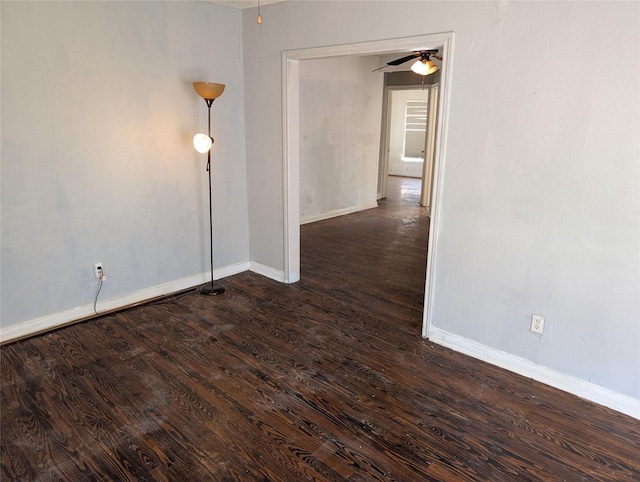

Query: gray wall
left=1, top=1, right=249, bottom=328
left=242, top=1, right=639, bottom=400
left=385, top=70, right=441, bottom=87
left=299, top=56, right=382, bottom=222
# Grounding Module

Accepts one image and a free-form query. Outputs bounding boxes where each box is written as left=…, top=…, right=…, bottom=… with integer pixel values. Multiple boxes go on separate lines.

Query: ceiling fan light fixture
left=411, top=59, right=439, bottom=76
left=410, top=60, right=429, bottom=75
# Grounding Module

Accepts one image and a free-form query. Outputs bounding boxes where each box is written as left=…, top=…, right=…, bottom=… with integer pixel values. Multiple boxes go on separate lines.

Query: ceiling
left=203, top=0, right=286, bottom=9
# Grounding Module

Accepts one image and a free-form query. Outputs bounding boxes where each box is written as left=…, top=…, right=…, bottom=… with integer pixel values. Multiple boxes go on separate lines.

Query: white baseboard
left=250, top=261, right=285, bottom=282
left=215, top=261, right=251, bottom=280
left=0, top=262, right=251, bottom=344
left=300, top=202, right=378, bottom=225
left=427, top=327, right=640, bottom=420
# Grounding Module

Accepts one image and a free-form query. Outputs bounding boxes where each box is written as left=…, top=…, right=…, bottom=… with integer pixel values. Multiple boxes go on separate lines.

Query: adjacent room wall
left=299, top=56, right=382, bottom=224
left=1, top=1, right=249, bottom=335
left=242, top=1, right=640, bottom=403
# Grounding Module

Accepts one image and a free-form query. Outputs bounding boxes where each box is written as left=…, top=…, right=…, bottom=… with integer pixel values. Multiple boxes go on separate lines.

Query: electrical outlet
left=94, top=263, right=103, bottom=279
left=531, top=314, right=545, bottom=334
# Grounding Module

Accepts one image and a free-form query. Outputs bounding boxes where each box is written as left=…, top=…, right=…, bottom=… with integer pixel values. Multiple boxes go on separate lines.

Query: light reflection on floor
left=387, top=175, right=422, bottom=206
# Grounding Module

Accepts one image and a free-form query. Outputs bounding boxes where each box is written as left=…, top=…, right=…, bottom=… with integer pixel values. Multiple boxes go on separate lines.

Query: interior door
left=420, top=84, right=439, bottom=211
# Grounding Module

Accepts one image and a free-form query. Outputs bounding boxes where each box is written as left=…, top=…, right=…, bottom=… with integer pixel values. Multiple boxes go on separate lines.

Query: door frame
left=378, top=85, right=434, bottom=204
left=282, top=32, right=455, bottom=338
left=421, top=83, right=439, bottom=211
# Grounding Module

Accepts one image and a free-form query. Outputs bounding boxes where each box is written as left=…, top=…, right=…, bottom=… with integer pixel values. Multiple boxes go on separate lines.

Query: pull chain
left=257, top=0, right=263, bottom=30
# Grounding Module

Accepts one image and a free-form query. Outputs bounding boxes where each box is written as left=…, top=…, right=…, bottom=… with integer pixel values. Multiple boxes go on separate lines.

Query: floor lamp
left=193, top=82, right=225, bottom=296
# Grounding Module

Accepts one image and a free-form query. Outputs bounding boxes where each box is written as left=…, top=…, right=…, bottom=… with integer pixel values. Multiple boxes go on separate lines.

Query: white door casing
left=421, top=84, right=440, bottom=211
left=282, top=33, right=455, bottom=338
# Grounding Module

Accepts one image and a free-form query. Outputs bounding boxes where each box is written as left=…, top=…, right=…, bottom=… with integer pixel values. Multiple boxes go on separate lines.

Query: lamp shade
left=193, top=133, right=213, bottom=153
left=411, top=59, right=439, bottom=76
left=193, top=82, right=225, bottom=100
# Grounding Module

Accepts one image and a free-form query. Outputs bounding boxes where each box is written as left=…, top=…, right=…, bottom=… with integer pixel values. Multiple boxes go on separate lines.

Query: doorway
left=282, top=33, right=454, bottom=338
left=379, top=84, right=440, bottom=215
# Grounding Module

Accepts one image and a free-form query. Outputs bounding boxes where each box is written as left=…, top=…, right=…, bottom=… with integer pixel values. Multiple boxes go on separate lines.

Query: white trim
left=283, top=33, right=455, bottom=320
left=300, top=202, right=379, bottom=225
left=428, top=327, right=640, bottom=420
left=213, top=261, right=251, bottom=280
left=0, top=262, right=250, bottom=344
left=422, top=35, right=454, bottom=339
left=282, top=55, right=300, bottom=284
left=377, top=85, right=391, bottom=200
left=421, top=84, right=439, bottom=209
left=250, top=261, right=285, bottom=282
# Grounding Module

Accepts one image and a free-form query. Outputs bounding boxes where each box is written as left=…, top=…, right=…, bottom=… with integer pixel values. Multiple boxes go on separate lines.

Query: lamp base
left=199, top=282, right=225, bottom=296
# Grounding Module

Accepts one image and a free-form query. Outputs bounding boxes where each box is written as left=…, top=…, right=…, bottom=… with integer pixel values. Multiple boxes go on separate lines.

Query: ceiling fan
left=373, top=50, right=442, bottom=75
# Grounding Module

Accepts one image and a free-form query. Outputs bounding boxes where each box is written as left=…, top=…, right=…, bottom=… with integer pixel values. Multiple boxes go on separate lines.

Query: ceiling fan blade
left=386, top=53, right=419, bottom=66
left=371, top=50, right=442, bottom=72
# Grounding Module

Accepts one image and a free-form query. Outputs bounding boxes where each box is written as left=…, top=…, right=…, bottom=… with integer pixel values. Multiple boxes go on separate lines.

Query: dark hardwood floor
left=2, top=176, right=639, bottom=481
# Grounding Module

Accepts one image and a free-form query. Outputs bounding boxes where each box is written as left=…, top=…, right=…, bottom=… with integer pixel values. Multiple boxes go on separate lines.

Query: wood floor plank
left=2, top=177, right=639, bottom=481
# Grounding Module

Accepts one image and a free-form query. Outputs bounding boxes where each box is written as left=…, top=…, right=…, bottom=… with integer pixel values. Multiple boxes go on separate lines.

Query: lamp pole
left=201, top=99, right=224, bottom=296
left=193, top=82, right=226, bottom=296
